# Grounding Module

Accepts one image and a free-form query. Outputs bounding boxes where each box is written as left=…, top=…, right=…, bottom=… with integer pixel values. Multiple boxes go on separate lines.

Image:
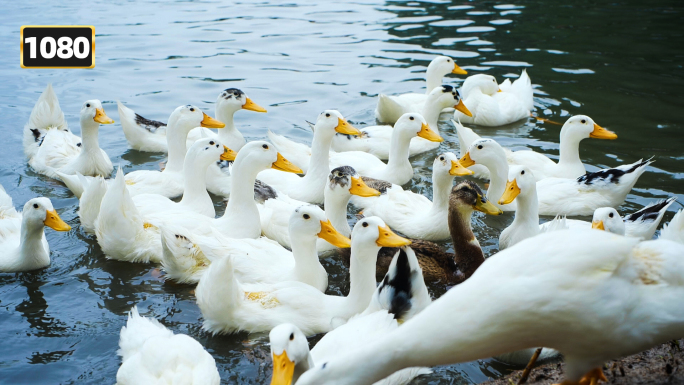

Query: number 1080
left=21, top=26, right=95, bottom=69
left=24, top=36, right=90, bottom=59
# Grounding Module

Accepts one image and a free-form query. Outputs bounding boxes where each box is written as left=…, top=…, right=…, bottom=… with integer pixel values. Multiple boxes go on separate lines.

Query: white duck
left=454, top=116, right=618, bottom=180
left=589, top=198, right=677, bottom=239
left=375, top=56, right=467, bottom=124
left=359, top=153, right=497, bottom=241
left=258, top=166, right=380, bottom=251
left=23, top=84, right=77, bottom=160
left=295, top=229, right=684, bottom=385
left=333, top=86, right=472, bottom=159
left=118, top=88, right=266, bottom=153
left=95, top=141, right=299, bottom=263
left=0, top=195, right=71, bottom=272
left=660, top=209, right=684, bottom=244
left=454, top=71, right=534, bottom=127
left=29, top=100, right=114, bottom=179
left=259, top=110, right=361, bottom=204
left=160, top=205, right=350, bottom=288
left=116, top=306, right=220, bottom=385
left=460, top=138, right=653, bottom=215
left=195, top=217, right=410, bottom=335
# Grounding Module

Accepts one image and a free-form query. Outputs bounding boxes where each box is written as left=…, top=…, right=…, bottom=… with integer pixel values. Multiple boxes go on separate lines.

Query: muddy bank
left=484, top=339, right=684, bottom=385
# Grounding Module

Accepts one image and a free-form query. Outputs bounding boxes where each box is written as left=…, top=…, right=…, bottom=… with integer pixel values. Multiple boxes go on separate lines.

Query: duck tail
left=624, top=197, right=677, bottom=240
left=160, top=225, right=210, bottom=284
left=576, top=157, right=654, bottom=206
left=659, top=209, right=684, bottom=244
left=54, top=170, right=86, bottom=198
left=78, top=174, right=108, bottom=234
left=195, top=255, right=243, bottom=335
left=375, top=94, right=404, bottom=124
left=451, top=118, right=481, bottom=156
left=24, top=84, right=69, bottom=159
left=117, top=306, right=173, bottom=362
left=510, top=69, right=534, bottom=111
left=117, top=101, right=167, bottom=152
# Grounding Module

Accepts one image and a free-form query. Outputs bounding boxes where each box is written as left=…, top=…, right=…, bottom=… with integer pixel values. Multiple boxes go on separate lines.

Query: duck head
left=592, top=207, right=625, bottom=235
left=395, top=112, right=443, bottom=142
left=314, top=110, right=361, bottom=137
left=426, top=85, right=472, bottom=117
left=290, top=205, right=351, bottom=248
left=234, top=140, right=302, bottom=175
left=451, top=180, right=502, bottom=217
left=499, top=165, right=536, bottom=205
left=352, top=216, right=411, bottom=257
left=461, top=74, right=500, bottom=97
left=217, top=88, right=267, bottom=114
left=428, top=55, right=468, bottom=76
left=81, top=100, right=114, bottom=127
left=434, top=152, right=473, bottom=180
left=269, top=323, right=312, bottom=385
left=186, top=138, right=237, bottom=170
left=168, top=104, right=225, bottom=134
left=326, top=166, right=380, bottom=198
left=459, top=138, right=506, bottom=170
left=561, top=115, right=617, bottom=141
left=23, top=197, right=71, bottom=232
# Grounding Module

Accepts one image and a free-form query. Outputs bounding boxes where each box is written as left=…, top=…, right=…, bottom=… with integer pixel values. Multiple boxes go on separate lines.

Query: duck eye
left=581, top=119, right=586, bottom=124
left=190, top=108, right=195, bottom=112
left=33, top=203, right=39, bottom=209
left=609, top=212, right=614, bottom=218
left=303, top=214, right=310, bottom=219
left=477, top=145, right=483, bottom=150
left=362, top=222, right=368, bottom=227
left=447, top=59, right=451, bottom=62
left=262, top=144, right=268, bottom=149
left=439, top=156, right=444, bottom=161
left=289, top=333, right=294, bottom=341
left=325, top=113, right=331, bottom=117
left=86, top=103, right=91, bottom=108
left=521, top=170, right=525, bottom=175
left=409, top=116, right=414, bottom=120
left=209, top=141, right=215, bottom=145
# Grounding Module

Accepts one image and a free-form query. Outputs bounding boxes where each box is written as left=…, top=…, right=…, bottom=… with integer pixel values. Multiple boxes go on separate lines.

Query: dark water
left=1, top=0, right=683, bottom=383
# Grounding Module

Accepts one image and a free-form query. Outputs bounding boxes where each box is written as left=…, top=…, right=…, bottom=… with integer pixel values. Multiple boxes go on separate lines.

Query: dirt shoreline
left=484, top=339, right=684, bottom=385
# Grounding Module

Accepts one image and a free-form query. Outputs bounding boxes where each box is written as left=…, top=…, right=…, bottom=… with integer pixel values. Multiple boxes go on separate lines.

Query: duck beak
left=272, top=153, right=303, bottom=174
left=270, top=351, right=295, bottom=385
left=242, top=97, right=268, bottom=113
left=317, top=219, right=351, bottom=248
left=201, top=112, right=225, bottom=128
left=499, top=179, right=521, bottom=205
left=94, top=108, right=114, bottom=124
left=497, top=88, right=503, bottom=93
left=220, top=146, right=237, bottom=161
left=349, top=176, right=381, bottom=197
left=590, top=123, right=618, bottom=140
left=452, top=63, right=468, bottom=75
left=376, top=225, right=411, bottom=247
left=44, top=210, right=71, bottom=231
left=335, top=117, right=362, bottom=136
left=417, top=122, right=444, bottom=142
left=459, top=152, right=476, bottom=168
left=477, top=195, right=503, bottom=215
left=450, top=160, right=474, bottom=176
left=592, top=220, right=605, bottom=230
left=454, top=99, right=473, bottom=117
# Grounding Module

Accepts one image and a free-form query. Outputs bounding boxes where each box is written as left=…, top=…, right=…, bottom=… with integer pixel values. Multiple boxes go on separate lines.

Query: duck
left=453, top=116, right=618, bottom=180
left=374, top=56, right=467, bottom=124
left=0, top=194, right=71, bottom=272
left=258, top=166, right=380, bottom=251
left=659, top=209, right=684, bottom=244
left=327, top=113, right=443, bottom=186
left=133, top=138, right=236, bottom=218
left=460, top=138, right=653, bottom=215
left=358, top=180, right=502, bottom=285
left=75, top=174, right=108, bottom=234
left=454, top=70, right=534, bottom=127
left=357, top=153, right=479, bottom=241
left=295, top=229, right=684, bottom=385
left=29, top=100, right=115, bottom=179
left=95, top=141, right=299, bottom=263
left=590, top=198, right=677, bottom=239
left=159, top=205, right=350, bottom=288
left=23, top=84, right=77, bottom=160
left=333, top=86, right=472, bottom=159
left=268, top=248, right=432, bottom=385
left=115, top=306, right=220, bottom=385
left=194, top=216, right=411, bottom=335
left=117, top=88, right=266, bottom=153
left=258, top=110, right=361, bottom=204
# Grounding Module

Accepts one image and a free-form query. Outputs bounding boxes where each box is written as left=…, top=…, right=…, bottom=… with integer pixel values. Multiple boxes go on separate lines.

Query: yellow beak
left=201, top=112, right=225, bottom=128
left=497, top=88, right=503, bottom=93
left=592, top=220, right=605, bottom=230
left=349, top=176, right=381, bottom=197
left=417, top=122, right=443, bottom=142
left=452, top=63, right=468, bottom=75
left=335, top=117, right=362, bottom=136
left=454, top=99, right=473, bottom=117
left=317, top=219, right=352, bottom=248
left=220, top=146, right=237, bottom=161
left=272, top=153, right=303, bottom=174
left=590, top=123, right=618, bottom=140
left=376, top=225, right=411, bottom=247
left=44, top=210, right=71, bottom=231
left=270, top=351, right=295, bottom=385
left=242, top=97, right=268, bottom=113
left=476, top=195, right=503, bottom=215
left=94, top=108, right=114, bottom=124
left=459, top=152, right=476, bottom=168
left=499, top=179, right=521, bottom=205
left=450, top=160, right=474, bottom=176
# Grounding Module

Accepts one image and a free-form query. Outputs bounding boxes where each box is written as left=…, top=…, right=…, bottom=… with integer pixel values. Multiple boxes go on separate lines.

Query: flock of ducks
left=4, top=54, right=683, bottom=385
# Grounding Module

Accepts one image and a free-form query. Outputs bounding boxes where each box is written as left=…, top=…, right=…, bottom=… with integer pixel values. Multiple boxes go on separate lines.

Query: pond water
left=1, top=0, right=683, bottom=383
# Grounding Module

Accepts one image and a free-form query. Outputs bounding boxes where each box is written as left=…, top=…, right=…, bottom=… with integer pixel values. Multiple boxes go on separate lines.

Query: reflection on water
left=0, top=0, right=682, bottom=383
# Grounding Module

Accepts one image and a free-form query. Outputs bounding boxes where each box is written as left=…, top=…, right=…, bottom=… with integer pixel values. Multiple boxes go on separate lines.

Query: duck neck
left=430, top=172, right=453, bottom=214
left=484, top=157, right=509, bottom=208
left=216, top=107, right=244, bottom=151
left=165, top=124, right=189, bottom=173
left=557, top=128, right=583, bottom=169
left=18, top=219, right=48, bottom=267
left=449, top=205, right=484, bottom=280
left=302, top=130, right=333, bottom=189
left=221, top=158, right=258, bottom=222
left=290, top=233, right=322, bottom=283
left=511, top=187, right=539, bottom=230
left=293, top=354, right=315, bottom=384
left=425, top=64, right=442, bottom=95
left=79, top=120, right=102, bottom=155
left=386, top=132, right=412, bottom=173
left=179, top=157, right=212, bottom=209
left=324, top=189, right=352, bottom=236
left=420, top=100, right=443, bottom=132
left=345, top=244, right=380, bottom=312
